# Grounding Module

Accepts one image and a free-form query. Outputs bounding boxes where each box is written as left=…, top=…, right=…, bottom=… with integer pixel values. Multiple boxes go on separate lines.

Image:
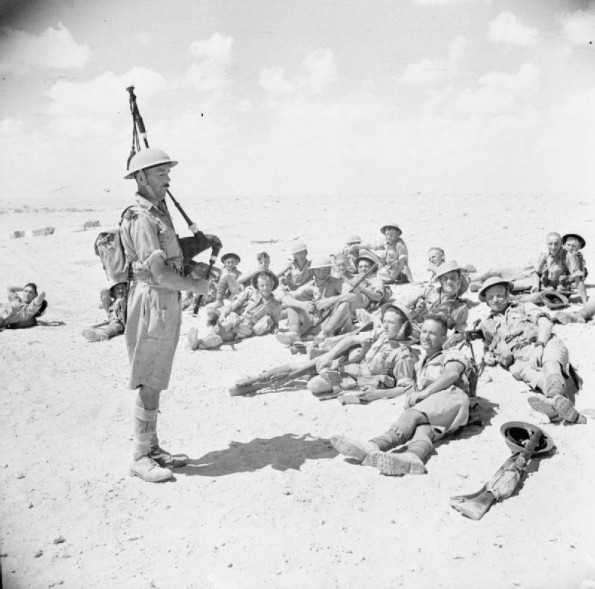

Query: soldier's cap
left=290, top=242, right=308, bottom=255
left=251, top=270, right=279, bottom=291
left=478, top=276, right=513, bottom=302
left=124, top=148, right=178, bottom=179
left=355, top=248, right=380, bottom=268
left=500, top=421, right=555, bottom=456
left=346, top=234, right=362, bottom=245
left=433, top=260, right=470, bottom=296
left=380, top=302, right=412, bottom=324
left=221, top=252, right=241, bottom=264
left=380, top=222, right=402, bottom=235
left=562, top=233, right=586, bottom=250
left=310, top=255, right=332, bottom=270
left=540, top=289, right=569, bottom=310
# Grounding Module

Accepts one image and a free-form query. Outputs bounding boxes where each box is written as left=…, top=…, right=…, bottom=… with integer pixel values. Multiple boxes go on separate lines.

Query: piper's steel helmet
left=124, top=148, right=178, bottom=179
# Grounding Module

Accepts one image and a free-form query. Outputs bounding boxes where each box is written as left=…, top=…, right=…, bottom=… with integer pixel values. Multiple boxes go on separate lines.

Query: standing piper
left=121, top=148, right=210, bottom=482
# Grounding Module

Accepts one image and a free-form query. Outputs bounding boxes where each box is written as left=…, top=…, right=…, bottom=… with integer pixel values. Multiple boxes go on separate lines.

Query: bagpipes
left=126, top=86, right=222, bottom=314
left=450, top=421, right=554, bottom=520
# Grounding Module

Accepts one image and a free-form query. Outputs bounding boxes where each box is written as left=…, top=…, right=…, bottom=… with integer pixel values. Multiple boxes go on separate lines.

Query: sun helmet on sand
left=124, top=148, right=178, bottom=179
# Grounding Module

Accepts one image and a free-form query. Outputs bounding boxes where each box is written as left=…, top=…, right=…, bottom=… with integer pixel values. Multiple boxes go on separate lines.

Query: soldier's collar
left=134, top=193, right=160, bottom=212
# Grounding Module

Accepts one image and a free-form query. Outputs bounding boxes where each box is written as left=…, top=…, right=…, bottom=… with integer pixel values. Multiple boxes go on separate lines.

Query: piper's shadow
left=181, top=433, right=337, bottom=477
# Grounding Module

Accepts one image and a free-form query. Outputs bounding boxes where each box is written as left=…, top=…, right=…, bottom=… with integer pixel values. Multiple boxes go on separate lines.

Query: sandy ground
left=1, top=192, right=594, bottom=589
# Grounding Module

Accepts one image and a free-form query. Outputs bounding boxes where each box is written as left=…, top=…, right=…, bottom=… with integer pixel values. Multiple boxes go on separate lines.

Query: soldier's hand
left=303, top=301, right=316, bottom=313
left=205, top=234, right=223, bottom=252
left=315, top=353, right=332, bottom=372
left=483, top=351, right=497, bottom=366
left=358, top=387, right=382, bottom=404
left=530, top=345, right=544, bottom=368
left=404, top=392, right=419, bottom=408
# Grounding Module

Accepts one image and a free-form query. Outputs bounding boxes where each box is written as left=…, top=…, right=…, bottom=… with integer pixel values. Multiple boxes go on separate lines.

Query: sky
left=0, top=0, right=594, bottom=201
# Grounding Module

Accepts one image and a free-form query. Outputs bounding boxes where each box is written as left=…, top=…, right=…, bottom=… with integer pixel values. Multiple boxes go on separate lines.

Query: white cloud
left=0, top=23, right=91, bottom=74
left=454, top=63, right=540, bottom=116
left=561, top=10, right=595, bottom=45
left=182, top=33, right=234, bottom=92
left=259, top=49, right=337, bottom=100
left=400, top=37, right=466, bottom=87
left=488, top=12, right=539, bottom=47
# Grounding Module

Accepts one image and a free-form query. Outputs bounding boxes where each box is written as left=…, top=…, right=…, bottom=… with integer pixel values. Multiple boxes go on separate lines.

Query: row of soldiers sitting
left=81, top=224, right=590, bottom=346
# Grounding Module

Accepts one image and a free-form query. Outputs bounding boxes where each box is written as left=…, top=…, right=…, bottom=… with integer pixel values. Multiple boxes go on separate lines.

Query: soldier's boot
left=363, top=450, right=427, bottom=476
left=82, top=327, right=108, bottom=342
left=149, top=413, right=189, bottom=469
left=129, top=407, right=173, bottom=483
left=552, top=311, right=585, bottom=325
left=330, top=436, right=379, bottom=463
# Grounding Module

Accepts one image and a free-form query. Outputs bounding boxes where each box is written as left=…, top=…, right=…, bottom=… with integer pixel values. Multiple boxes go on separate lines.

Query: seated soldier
left=82, top=281, right=128, bottom=342
left=277, top=255, right=355, bottom=346
left=278, top=242, right=312, bottom=292
left=330, top=314, right=475, bottom=476
left=188, top=270, right=282, bottom=350
left=238, top=251, right=272, bottom=288
left=562, top=233, right=588, bottom=304
left=205, top=252, right=243, bottom=324
left=343, top=249, right=386, bottom=312
left=426, top=247, right=445, bottom=280
left=0, top=283, right=47, bottom=330
left=402, top=260, right=469, bottom=348
left=477, top=277, right=586, bottom=425
left=307, top=302, right=417, bottom=401
left=342, top=234, right=362, bottom=272
left=332, top=253, right=354, bottom=280
left=367, top=222, right=413, bottom=285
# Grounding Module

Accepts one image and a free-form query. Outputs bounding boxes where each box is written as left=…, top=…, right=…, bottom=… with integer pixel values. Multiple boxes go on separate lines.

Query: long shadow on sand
left=181, top=433, right=337, bottom=477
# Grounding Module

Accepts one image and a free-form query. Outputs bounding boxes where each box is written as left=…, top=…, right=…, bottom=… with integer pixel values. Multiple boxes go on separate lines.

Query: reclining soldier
left=477, top=277, right=587, bottom=425
left=307, top=302, right=417, bottom=402
left=331, top=314, right=476, bottom=476
left=0, top=283, right=47, bottom=330
left=277, top=255, right=356, bottom=346
left=188, top=270, right=282, bottom=350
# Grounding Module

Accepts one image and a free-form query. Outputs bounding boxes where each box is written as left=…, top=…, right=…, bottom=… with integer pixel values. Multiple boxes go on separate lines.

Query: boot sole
left=330, top=436, right=370, bottom=462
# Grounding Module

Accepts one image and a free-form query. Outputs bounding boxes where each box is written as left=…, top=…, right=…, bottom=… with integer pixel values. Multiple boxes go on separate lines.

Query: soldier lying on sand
left=0, top=283, right=47, bottom=330
left=477, top=277, right=587, bottom=425
left=331, top=314, right=476, bottom=476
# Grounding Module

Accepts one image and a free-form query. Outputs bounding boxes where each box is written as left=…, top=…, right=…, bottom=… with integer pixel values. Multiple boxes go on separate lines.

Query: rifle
left=229, top=358, right=318, bottom=396
left=125, top=86, right=222, bottom=295
left=301, top=261, right=380, bottom=338
left=449, top=421, right=553, bottom=520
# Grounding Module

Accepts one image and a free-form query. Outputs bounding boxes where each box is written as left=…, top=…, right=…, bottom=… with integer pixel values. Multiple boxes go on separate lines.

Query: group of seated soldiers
left=179, top=223, right=593, bottom=475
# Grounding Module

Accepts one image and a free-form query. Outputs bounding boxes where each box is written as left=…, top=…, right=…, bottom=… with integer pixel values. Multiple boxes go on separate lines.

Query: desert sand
left=1, top=192, right=594, bottom=589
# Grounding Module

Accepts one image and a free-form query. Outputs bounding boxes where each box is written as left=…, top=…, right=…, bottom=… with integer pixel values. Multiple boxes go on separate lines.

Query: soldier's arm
left=149, top=255, right=209, bottom=295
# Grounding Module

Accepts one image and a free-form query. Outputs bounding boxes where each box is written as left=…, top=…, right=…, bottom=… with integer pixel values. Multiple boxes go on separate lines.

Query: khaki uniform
left=0, top=294, right=43, bottom=328
left=373, top=238, right=409, bottom=283
left=534, top=250, right=580, bottom=290
left=479, top=301, right=569, bottom=390
left=412, top=348, right=473, bottom=438
left=120, top=194, right=184, bottom=391
left=407, top=283, right=469, bottom=334
left=279, top=259, right=312, bottom=292
left=317, top=331, right=417, bottom=392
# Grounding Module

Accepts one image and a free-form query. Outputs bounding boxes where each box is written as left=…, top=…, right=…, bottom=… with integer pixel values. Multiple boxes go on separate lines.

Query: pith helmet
left=290, top=242, right=308, bottom=255
left=251, top=270, right=280, bottom=291
left=346, top=234, right=362, bottom=245
left=562, top=233, right=586, bottom=250
left=433, top=260, right=469, bottom=296
left=478, top=277, right=513, bottom=302
left=380, top=222, right=402, bottom=235
left=310, top=255, right=332, bottom=269
left=355, top=248, right=380, bottom=268
left=500, top=421, right=554, bottom=455
left=221, top=252, right=241, bottom=264
left=124, top=148, right=178, bottom=179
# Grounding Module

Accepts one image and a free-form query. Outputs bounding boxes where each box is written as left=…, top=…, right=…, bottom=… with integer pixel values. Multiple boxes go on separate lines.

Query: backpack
left=94, top=207, right=134, bottom=284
